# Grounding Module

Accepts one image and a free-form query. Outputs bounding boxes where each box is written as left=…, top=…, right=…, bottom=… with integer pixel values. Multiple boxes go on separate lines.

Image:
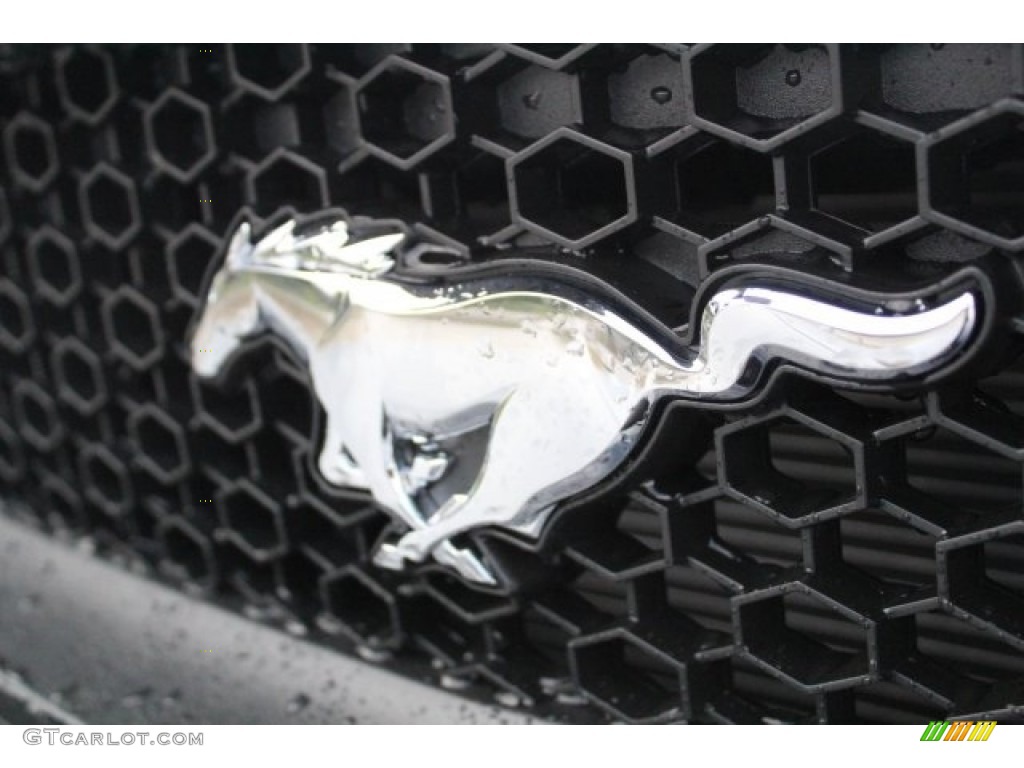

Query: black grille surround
left=2, top=43, right=1024, bottom=724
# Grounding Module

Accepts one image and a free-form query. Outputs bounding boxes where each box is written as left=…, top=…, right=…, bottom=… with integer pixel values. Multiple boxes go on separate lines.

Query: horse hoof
left=318, top=461, right=366, bottom=490
left=371, top=542, right=408, bottom=571
left=433, top=542, right=497, bottom=587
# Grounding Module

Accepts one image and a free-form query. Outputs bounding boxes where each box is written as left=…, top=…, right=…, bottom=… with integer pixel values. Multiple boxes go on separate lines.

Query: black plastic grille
left=2, top=43, right=1024, bottom=724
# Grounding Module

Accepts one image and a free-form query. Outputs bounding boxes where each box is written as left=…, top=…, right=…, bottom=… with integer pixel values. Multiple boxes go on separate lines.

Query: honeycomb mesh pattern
left=2, top=43, right=1024, bottom=724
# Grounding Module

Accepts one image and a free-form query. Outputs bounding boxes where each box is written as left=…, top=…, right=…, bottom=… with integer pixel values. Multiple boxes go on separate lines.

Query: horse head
left=190, top=216, right=407, bottom=380
left=190, top=221, right=265, bottom=380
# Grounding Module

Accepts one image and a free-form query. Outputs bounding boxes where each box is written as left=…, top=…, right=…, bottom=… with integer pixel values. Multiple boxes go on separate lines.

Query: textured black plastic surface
left=2, top=44, right=1024, bottom=724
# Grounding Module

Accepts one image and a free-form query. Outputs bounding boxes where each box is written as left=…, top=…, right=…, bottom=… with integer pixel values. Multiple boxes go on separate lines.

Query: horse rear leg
left=390, top=382, right=628, bottom=564
left=328, top=378, right=493, bottom=585
left=370, top=424, right=494, bottom=585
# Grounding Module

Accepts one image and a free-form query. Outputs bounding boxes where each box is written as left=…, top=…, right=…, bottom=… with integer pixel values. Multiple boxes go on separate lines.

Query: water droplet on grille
left=284, top=618, right=308, bottom=636
left=286, top=693, right=310, bottom=714
left=785, top=70, right=802, bottom=87
left=650, top=86, right=673, bottom=104
left=440, top=672, right=472, bottom=690
left=494, top=690, right=524, bottom=708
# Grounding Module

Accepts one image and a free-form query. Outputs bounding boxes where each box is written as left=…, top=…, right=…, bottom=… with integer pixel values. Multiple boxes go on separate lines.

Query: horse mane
left=228, top=219, right=402, bottom=277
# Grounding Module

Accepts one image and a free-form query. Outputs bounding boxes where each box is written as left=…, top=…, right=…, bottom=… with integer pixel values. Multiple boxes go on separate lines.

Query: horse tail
left=648, top=287, right=976, bottom=401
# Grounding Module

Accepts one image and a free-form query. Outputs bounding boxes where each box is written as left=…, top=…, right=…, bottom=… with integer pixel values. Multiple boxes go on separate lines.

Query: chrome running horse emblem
left=190, top=213, right=977, bottom=587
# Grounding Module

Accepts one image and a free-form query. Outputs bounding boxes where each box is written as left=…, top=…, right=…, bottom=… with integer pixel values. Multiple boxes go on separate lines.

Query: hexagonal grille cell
left=81, top=447, right=131, bottom=514
left=141, top=175, right=206, bottom=234
left=103, top=290, right=163, bottom=369
left=11, top=125, right=49, bottom=178
left=193, top=379, right=261, bottom=443
left=147, top=91, right=213, bottom=180
left=512, top=135, right=632, bottom=246
left=223, top=95, right=300, bottom=160
left=323, top=83, right=360, bottom=156
left=915, top=609, right=1024, bottom=681
left=358, top=62, right=453, bottom=164
left=782, top=591, right=871, bottom=656
left=672, top=138, right=775, bottom=237
left=5, top=116, right=57, bottom=189
left=58, top=47, right=117, bottom=120
left=13, top=383, right=62, bottom=451
left=91, top=460, right=123, bottom=504
left=571, top=633, right=684, bottom=722
left=34, top=244, right=70, bottom=293
left=905, top=426, right=1021, bottom=514
left=608, top=53, right=686, bottom=132
left=52, top=338, right=104, bottom=414
left=720, top=416, right=860, bottom=524
left=161, top=522, right=214, bottom=585
left=497, top=66, right=581, bottom=140
left=80, top=167, right=139, bottom=248
left=167, top=228, right=216, bottom=303
left=88, top=176, right=133, bottom=232
left=714, top=498, right=803, bottom=568
left=737, top=586, right=872, bottom=692
left=132, top=408, right=188, bottom=483
left=811, top=132, right=917, bottom=232
left=727, top=656, right=820, bottom=723
left=249, top=151, right=327, bottom=214
left=322, top=567, right=400, bottom=647
left=985, top=533, right=1024, bottom=597
left=929, top=111, right=1024, bottom=242
left=456, top=152, right=512, bottom=233
left=735, top=45, right=832, bottom=119
left=40, top=476, right=83, bottom=529
left=570, top=569, right=630, bottom=620
left=0, top=420, right=25, bottom=483
left=0, top=281, right=32, bottom=352
left=664, top=563, right=733, bottom=634
left=690, top=44, right=834, bottom=144
left=839, top=508, right=938, bottom=589
left=218, top=483, right=287, bottom=560
left=229, top=44, right=309, bottom=97
left=275, top=551, right=328, bottom=614
left=770, top=420, right=859, bottom=489
left=29, top=230, right=80, bottom=304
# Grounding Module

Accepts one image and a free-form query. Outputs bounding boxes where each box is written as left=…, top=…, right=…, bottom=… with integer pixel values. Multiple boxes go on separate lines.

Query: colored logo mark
left=920, top=721, right=997, bottom=741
